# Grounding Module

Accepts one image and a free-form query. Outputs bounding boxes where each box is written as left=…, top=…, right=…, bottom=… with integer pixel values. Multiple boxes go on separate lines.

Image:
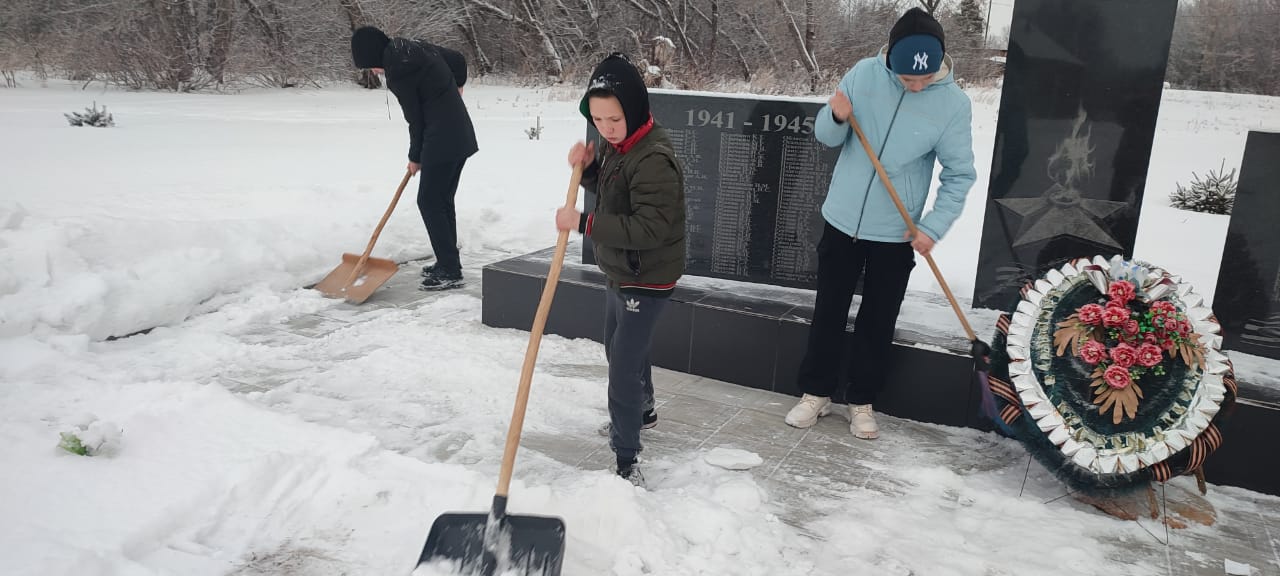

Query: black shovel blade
left=418, top=512, right=565, bottom=575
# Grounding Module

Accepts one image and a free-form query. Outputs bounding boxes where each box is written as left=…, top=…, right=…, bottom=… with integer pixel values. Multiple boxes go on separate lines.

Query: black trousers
left=417, top=159, right=467, bottom=275
left=796, top=222, right=916, bottom=405
left=603, top=287, right=666, bottom=462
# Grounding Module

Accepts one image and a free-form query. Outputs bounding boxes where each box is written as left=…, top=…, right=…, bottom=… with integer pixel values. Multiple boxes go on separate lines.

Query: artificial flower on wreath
left=1052, top=259, right=1207, bottom=424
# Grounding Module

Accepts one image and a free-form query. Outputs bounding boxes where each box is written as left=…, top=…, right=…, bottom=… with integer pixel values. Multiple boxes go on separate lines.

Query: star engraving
left=998, top=188, right=1127, bottom=249
left=997, top=106, right=1129, bottom=250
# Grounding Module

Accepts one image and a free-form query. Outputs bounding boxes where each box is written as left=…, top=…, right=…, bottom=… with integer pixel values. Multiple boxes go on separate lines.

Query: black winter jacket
left=383, top=38, right=478, bottom=163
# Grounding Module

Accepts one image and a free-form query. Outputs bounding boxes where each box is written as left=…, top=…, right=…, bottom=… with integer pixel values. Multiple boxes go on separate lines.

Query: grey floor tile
left=770, top=447, right=874, bottom=489
left=677, top=376, right=769, bottom=406
left=1260, top=505, right=1280, bottom=575
left=278, top=313, right=352, bottom=339
left=746, top=391, right=800, bottom=419
left=652, top=366, right=702, bottom=392
left=653, top=393, right=741, bottom=430
left=703, top=407, right=808, bottom=451
left=644, top=417, right=718, bottom=450
left=796, top=426, right=885, bottom=467
left=521, top=431, right=600, bottom=468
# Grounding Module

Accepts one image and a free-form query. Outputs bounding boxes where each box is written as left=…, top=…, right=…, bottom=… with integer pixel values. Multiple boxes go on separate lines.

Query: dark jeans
left=796, top=222, right=916, bottom=405
left=604, top=287, right=666, bottom=462
left=417, top=159, right=466, bottom=275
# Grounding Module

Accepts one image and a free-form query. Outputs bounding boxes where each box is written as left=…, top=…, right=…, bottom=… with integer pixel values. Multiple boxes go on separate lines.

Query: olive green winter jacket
left=581, top=123, right=686, bottom=295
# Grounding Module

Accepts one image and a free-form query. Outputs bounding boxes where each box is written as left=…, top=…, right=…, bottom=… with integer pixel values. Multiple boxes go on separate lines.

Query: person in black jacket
left=351, top=26, right=478, bottom=290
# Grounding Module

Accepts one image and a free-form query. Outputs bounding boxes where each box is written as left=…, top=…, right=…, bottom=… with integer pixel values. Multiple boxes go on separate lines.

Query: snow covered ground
left=2, top=76, right=1279, bottom=575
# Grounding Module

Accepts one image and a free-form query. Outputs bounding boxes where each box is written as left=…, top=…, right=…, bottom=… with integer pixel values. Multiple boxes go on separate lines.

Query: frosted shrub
left=65, top=101, right=115, bottom=127
left=1170, top=161, right=1236, bottom=215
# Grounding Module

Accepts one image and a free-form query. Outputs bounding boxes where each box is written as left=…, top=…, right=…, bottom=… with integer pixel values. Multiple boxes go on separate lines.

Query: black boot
left=419, top=269, right=463, bottom=291
left=616, top=456, right=646, bottom=488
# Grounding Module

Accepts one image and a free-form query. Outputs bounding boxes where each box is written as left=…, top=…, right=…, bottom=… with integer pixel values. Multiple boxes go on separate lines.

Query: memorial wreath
left=986, top=256, right=1237, bottom=494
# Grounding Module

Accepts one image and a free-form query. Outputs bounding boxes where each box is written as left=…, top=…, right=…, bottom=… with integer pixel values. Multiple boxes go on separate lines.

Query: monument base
left=482, top=246, right=1280, bottom=497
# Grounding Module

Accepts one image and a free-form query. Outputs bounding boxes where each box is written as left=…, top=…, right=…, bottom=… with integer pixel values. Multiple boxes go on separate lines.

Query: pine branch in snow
left=1170, top=160, right=1236, bottom=215
left=65, top=101, right=115, bottom=128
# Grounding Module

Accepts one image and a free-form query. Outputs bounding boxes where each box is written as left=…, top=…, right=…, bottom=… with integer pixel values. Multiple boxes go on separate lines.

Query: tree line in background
left=0, top=0, right=1276, bottom=96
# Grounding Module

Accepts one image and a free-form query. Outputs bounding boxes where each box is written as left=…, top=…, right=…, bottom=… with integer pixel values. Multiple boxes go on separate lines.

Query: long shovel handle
left=344, top=170, right=413, bottom=288
left=496, top=163, right=584, bottom=498
left=846, top=114, right=977, bottom=342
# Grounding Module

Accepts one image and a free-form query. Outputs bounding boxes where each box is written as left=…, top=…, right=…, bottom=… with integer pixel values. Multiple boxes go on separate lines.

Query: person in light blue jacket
left=784, top=7, right=977, bottom=440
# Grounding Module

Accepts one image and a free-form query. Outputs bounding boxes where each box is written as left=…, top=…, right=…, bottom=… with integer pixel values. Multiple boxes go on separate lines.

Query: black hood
left=578, top=53, right=650, bottom=138
left=351, top=26, right=390, bottom=69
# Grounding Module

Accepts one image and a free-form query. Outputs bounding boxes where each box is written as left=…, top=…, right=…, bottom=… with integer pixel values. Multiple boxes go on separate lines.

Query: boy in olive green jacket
left=556, top=53, right=686, bottom=487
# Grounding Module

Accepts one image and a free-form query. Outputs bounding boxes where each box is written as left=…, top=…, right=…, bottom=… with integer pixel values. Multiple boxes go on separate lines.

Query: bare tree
left=1166, top=0, right=1279, bottom=95
left=463, top=0, right=564, bottom=77
left=208, top=0, right=236, bottom=83
left=1, top=0, right=1270, bottom=96
left=455, top=0, right=493, bottom=74
left=774, top=0, right=819, bottom=92
left=242, top=0, right=298, bottom=86
left=337, top=0, right=381, bottom=88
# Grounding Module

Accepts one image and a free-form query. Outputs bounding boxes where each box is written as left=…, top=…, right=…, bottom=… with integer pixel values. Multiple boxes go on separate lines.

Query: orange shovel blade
left=314, top=253, right=399, bottom=304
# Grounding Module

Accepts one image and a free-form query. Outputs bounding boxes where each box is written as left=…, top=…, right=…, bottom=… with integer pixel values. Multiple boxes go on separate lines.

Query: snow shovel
left=314, top=170, right=411, bottom=304
left=415, top=164, right=582, bottom=575
left=846, top=114, right=1001, bottom=427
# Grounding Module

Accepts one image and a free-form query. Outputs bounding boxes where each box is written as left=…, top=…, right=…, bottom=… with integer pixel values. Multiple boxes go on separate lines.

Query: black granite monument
left=583, top=90, right=839, bottom=290
left=972, top=0, right=1178, bottom=310
left=1214, top=131, right=1280, bottom=360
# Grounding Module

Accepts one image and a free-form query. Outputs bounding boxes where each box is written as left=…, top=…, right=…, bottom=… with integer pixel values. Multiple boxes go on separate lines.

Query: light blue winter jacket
left=815, top=51, right=976, bottom=243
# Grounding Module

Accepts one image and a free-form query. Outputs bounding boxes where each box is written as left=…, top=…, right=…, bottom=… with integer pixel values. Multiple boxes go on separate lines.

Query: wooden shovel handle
left=344, top=170, right=413, bottom=287
left=496, top=163, right=584, bottom=497
left=846, top=115, right=977, bottom=342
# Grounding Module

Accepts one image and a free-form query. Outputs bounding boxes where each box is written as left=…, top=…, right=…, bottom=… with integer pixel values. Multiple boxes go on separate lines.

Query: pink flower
left=1144, top=333, right=1159, bottom=344
left=1124, top=320, right=1140, bottom=336
left=1110, top=343, right=1138, bottom=368
left=1161, top=338, right=1177, bottom=351
left=1164, top=317, right=1179, bottom=331
left=1178, top=320, right=1192, bottom=336
left=1102, top=305, right=1130, bottom=328
left=1104, top=365, right=1132, bottom=389
left=1109, top=281, right=1137, bottom=304
left=1080, top=340, right=1107, bottom=364
left=1137, top=343, right=1163, bottom=368
left=1077, top=304, right=1105, bottom=325
left=1151, top=301, right=1176, bottom=315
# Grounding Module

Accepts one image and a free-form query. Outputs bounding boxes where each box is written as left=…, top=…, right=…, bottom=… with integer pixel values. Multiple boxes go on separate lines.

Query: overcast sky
left=984, top=0, right=1015, bottom=47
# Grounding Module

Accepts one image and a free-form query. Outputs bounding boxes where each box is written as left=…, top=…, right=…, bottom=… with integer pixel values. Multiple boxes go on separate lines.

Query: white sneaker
left=849, top=404, right=879, bottom=440
left=784, top=394, right=832, bottom=428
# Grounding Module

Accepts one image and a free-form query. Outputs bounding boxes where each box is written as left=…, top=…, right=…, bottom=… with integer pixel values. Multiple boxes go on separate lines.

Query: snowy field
left=2, top=76, right=1279, bottom=575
